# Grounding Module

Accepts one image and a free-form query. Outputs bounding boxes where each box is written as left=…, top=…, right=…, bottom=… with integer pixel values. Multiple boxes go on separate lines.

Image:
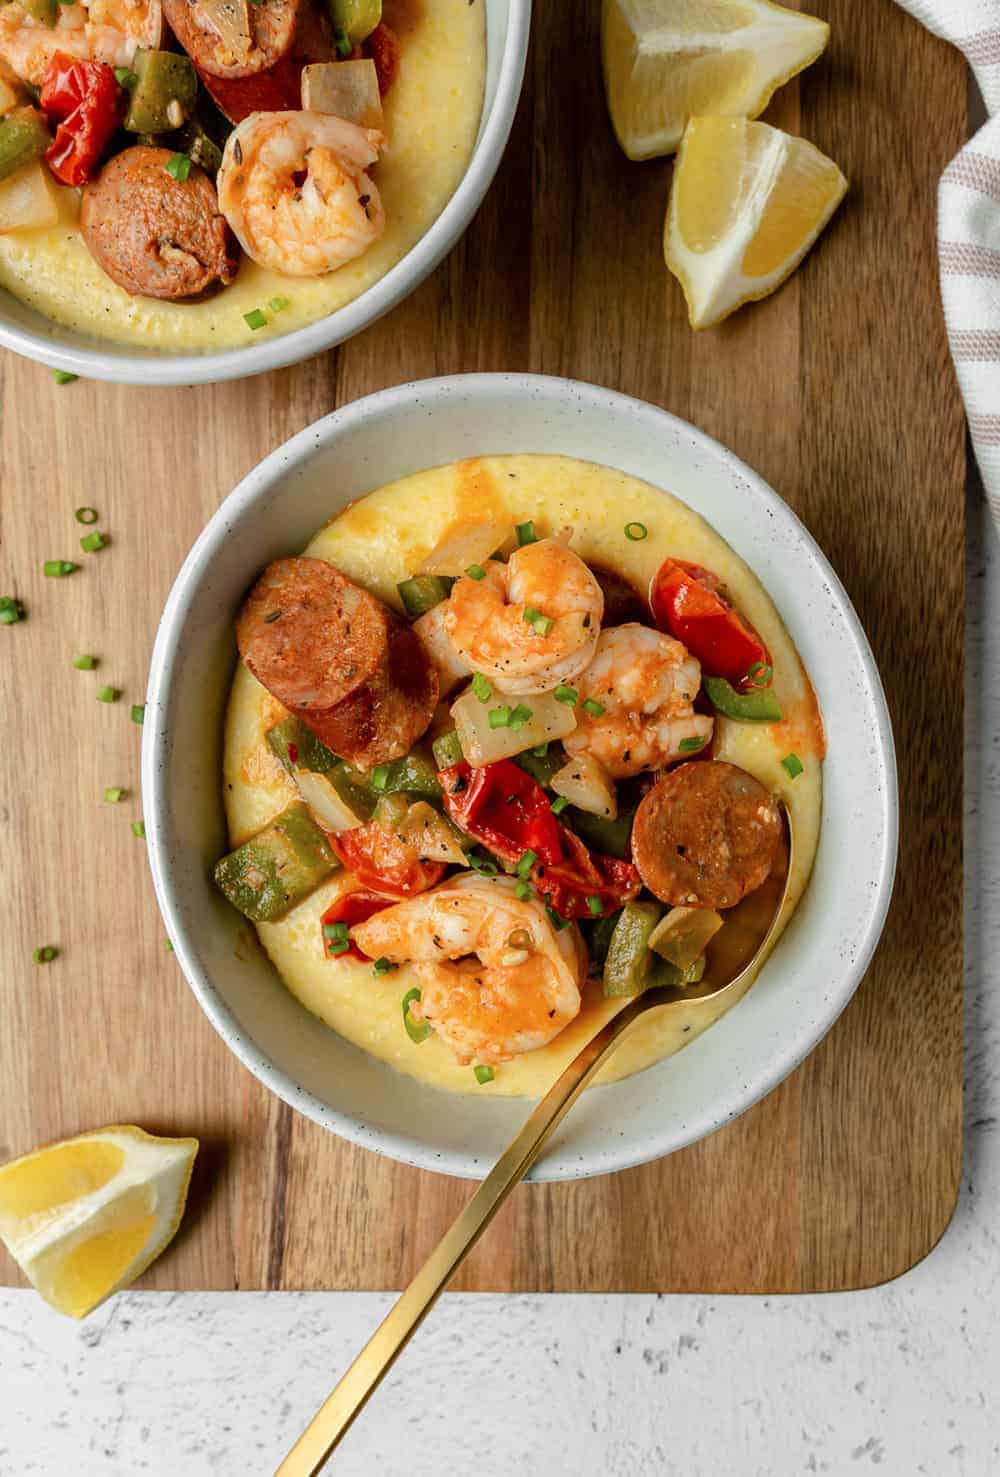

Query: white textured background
left=0, top=481, right=994, bottom=1476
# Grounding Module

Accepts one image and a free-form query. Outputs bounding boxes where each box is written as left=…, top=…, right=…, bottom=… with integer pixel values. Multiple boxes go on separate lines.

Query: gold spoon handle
left=275, top=988, right=668, bottom=1476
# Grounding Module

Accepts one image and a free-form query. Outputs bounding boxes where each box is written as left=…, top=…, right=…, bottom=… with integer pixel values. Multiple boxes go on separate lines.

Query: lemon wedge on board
left=602, top=0, right=830, bottom=160
left=664, top=116, right=847, bottom=328
left=0, top=1126, right=198, bottom=1318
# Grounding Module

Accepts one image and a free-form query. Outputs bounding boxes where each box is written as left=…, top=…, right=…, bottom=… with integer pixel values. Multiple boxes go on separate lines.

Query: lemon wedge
left=0, top=1126, right=198, bottom=1318
left=602, top=0, right=830, bottom=160
left=664, top=116, right=847, bottom=328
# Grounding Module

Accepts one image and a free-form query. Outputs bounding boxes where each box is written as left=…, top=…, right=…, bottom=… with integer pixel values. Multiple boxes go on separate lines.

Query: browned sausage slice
left=81, top=147, right=239, bottom=301
left=162, top=0, right=300, bottom=78
left=632, top=761, right=782, bottom=909
left=237, top=556, right=439, bottom=770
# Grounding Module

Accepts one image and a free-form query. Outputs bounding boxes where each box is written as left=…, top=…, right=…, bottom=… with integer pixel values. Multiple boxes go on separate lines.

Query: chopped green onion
left=488, top=705, right=512, bottom=729
left=75, top=506, right=98, bottom=525
left=33, top=945, right=58, bottom=964
left=473, top=1065, right=495, bottom=1085
left=624, top=521, right=648, bottom=541
left=586, top=895, right=604, bottom=916
left=465, top=563, right=486, bottom=581
left=679, top=735, right=707, bottom=753
left=164, top=937, right=174, bottom=952
left=545, top=904, right=570, bottom=932
left=131, top=704, right=145, bottom=725
left=554, top=685, right=578, bottom=706
left=43, top=560, right=77, bottom=577
left=52, top=370, right=77, bottom=385
left=104, top=786, right=125, bottom=803
left=581, top=698, right=606, bottom=718
left=80, top=530, right=106, bottom=553
left=73, top=654, right=97, bottom=670
left=523, top=606, right=554, bottom=636
left=371, top=764, right=390, bottom=792
left=514, top=880, right=532, bottom=900
left=550, top=795, right=569, bottom=816
left=269, top=296, right=289, bottom=312
left=327, top=939, right=350, bottom=956
left=471, top=672, right=493, bottom=702
left=468, top=852, right=499, bottom=877
left=781, top=752, right=804, bottom=779
left=515, top=848, right=537, bottom=879
left=333, top=24, right=352, bottom=55
left=114, top=66, right=136, bottom=86
left=97, top=686, right=120, bottom=703
left=372, top=956, right=397, bottom=976
left=746, top=662, right=773, bottom=687
left=165, top=152, right=191, bottom=181
left=244, top=308, right=268, bottom=331
left=323, top=921, right=349, bottom=942
left=0, top=596, right=24, bottom=625
left=131, top=820, right=146, bottom=838
left=402, top=987, right=432, bottom=1044
left=516, top=520, right=537, bottom=546
left=509, top=703, right=533, bottom=730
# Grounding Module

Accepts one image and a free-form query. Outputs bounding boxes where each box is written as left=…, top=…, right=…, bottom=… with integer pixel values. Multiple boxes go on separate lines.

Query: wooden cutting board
left=0, top=0, right=965, bottom=1294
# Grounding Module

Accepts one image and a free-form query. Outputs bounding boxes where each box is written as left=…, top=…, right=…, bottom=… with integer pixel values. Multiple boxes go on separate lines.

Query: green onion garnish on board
left=73, top=654, right=96, bottom=670
left=131, top=820, right=146, bottom=838
left=97, top=686, right=120, bottom=703
left=33, top=946, right=58, bottom=964
left=244, top=308, right=267, bottom=331
left=131, top=704, right=145, bottom=725
left=43, top=560, right=77, bottom=577
left=165, top=152, right=191, bottom=181
left=80, top=531, right=107, bottom=553
left=471, top=673, right=492, bottom=702
left=0, top=596, right=24, bottom=625
left=473, top=1065, right=495, bottom=1085
left=104, top=786, right=125, bottom=804
left=52, top=370, right=77, bottom=385
left=75, top=507, right=98, bottom=525
left=781, top=753, right=804, bottom=779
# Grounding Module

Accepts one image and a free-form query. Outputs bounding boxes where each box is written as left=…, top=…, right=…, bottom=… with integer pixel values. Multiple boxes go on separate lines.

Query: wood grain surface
left=0, top=0, right=966, bottom=1294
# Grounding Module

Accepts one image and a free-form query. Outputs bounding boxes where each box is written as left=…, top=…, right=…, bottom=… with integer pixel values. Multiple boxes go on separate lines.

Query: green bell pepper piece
left=704, top=676, right=782, bottom=723
left=124, top=50, right=197, bottom=134
left=397, top=573, right=454, bottom=618
left=374, top=748, right=442, bottom=800
left=432, top=730, right=464, bottom=770
left=266, top=715, right=339, bottom=775
left=602, top=900, right=664, bottom=997
left=0, top=108, right=51, bottom=182
left=513, top=744, right=564, bottom=789
left=567, top=806, right=634, bottom=860
left=584, top=908, right=622, bottom=970
left=213, top=802, right=339, bottom=923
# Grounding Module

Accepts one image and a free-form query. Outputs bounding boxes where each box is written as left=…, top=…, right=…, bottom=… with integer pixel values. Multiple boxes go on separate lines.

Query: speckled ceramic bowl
left=0, top=1, right=530, bottom=386
left=143, top=374, right=898, bottom=1181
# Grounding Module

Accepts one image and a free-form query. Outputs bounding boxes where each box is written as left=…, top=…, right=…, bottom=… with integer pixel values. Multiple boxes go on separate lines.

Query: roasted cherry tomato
left=41, top=54, right=125, bottom=186
left=333, top=821, right=445, bottom=898
left=532, top=827, right=641, bottom=921
left=650, top=558, right=772, bottom=692
left=439, top=760, right=563, bottom=867
left=320, top=889, right=394, bottom=960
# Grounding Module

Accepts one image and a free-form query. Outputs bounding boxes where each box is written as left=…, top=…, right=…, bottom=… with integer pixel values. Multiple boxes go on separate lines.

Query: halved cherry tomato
left=440, top=760, right=563, bottom=867
left=41, top=54, right=125, bottom=186
left=532, top=828, right=641, bottom=921
left=333, top=820, right=446, bottom=898
left=320, top=889, right=394, bottom=960
left=650, top=558, right=772, bottom=692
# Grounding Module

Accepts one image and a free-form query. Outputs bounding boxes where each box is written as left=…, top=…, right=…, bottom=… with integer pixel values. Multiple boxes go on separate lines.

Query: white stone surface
left=0, top=486, right=994, bottom=1476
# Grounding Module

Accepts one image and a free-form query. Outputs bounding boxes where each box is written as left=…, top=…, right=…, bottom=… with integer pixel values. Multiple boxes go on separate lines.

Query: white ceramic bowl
left=143, top=374, right=898, bottom=1181
left=0, top=2, right=530, bottom=387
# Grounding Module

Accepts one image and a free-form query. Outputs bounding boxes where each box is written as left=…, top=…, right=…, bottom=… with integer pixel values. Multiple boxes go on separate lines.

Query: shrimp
left=0, top=0, right=160, bottom=85
left=563, top=624, right=714, bottom=780
left=351, top=874, right=584, bottom=1066
left=217, top=111, right=386, bottom=277
left=414, top=601, right=472, bottom=696
left=443, top=538, right=604, bottom=696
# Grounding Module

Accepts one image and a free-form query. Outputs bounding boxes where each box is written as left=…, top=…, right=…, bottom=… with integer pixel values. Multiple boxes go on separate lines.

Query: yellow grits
left=223, top=455, right=824, bottom=1097
left=0, top=0, right=485, bottom=349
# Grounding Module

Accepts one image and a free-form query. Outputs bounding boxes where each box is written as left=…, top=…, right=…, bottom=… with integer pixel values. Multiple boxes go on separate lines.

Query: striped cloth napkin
left=896, top=0, right=1000, bottom=521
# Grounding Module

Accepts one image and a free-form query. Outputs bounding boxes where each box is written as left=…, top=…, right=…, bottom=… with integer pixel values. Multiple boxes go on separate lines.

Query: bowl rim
left=144, top=372, right=899, bottom=1181
left=0, top=0, right=532, bottom=388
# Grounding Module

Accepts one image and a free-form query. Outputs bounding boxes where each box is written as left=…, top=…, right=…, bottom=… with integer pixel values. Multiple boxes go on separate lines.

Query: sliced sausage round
left=162, top=0, right=300, bottom=78
left=237, top=556, right=439, bottom=771
left=632, top=761, right=783, bottom=909
left=80, top=147, right=239, bottom=301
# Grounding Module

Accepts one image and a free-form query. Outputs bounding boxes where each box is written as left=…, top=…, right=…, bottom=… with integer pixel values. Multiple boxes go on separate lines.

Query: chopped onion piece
left=648, top=906, right=723, bottom=972
left=418, top=516, right=515, bottom=577
left=550, top=752, right=617, bottom=819
left=0, top=162, right=60, bottom=234
left=400, top=801, right=469, bottom=864
left=295, top=769, right=366, bottom=834
left=301, top=60, right=383, bottom=131
left=451, top=688, right=576, bottom=767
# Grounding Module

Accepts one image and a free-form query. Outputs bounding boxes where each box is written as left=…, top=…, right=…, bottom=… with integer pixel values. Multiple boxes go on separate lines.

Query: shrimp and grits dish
left=0, top=0, right=484, bottom=347
left=216, top=455, right=824, bottom=1097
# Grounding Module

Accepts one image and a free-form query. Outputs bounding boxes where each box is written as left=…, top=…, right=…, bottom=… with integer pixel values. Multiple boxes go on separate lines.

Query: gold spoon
left=276, top=808, right=793, bottom=1476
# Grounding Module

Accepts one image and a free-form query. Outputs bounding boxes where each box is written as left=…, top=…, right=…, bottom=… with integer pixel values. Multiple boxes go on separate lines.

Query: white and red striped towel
left=897, top=1, right=1000, bottom=520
